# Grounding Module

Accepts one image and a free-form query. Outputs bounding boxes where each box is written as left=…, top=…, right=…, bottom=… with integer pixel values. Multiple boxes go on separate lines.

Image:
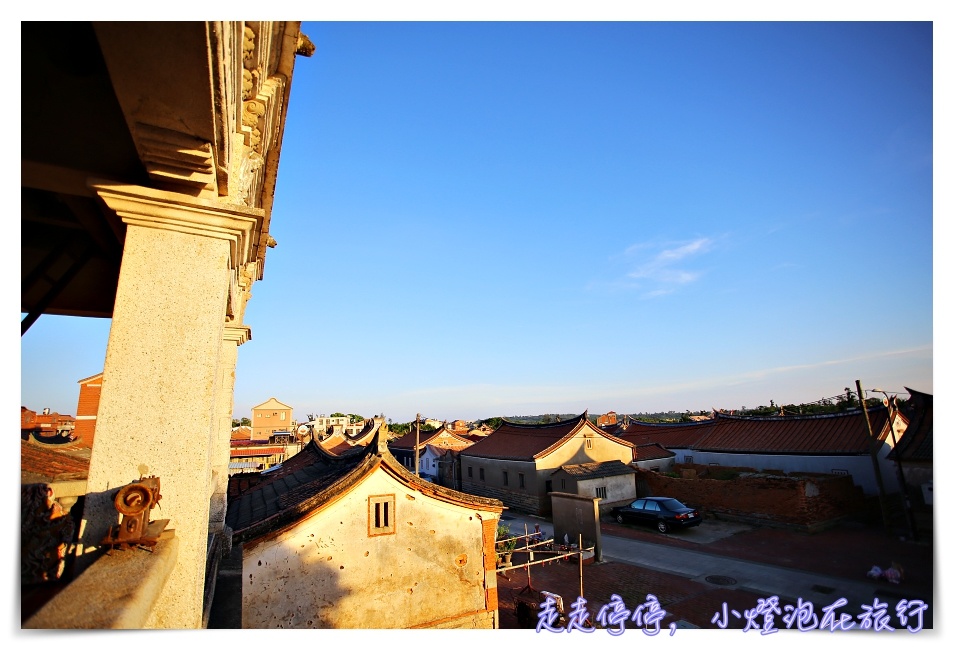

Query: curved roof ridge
left=714, top=406, right=888, bottom=422
left=627, top=419, right=715, bottom=427
left=499, top=412, right=587, bottom=429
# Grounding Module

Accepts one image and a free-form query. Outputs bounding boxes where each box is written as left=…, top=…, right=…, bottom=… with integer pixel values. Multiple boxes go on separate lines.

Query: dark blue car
left=610, top=496, right=702, bottom=533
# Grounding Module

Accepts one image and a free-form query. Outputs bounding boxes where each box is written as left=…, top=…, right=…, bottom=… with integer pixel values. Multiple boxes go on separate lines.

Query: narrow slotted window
left=479, top=467, right=485, bottom=481
left=585, top=438, right=593, bottom=449
left=369, top=495, right=395, bottom=536
left=596, top=486, right=607, bottom=499
left=519, top=473, right=525, bottom=489
left=468, top=466, right=473, bottom=478
left=503, top=471, right=509, bottom=486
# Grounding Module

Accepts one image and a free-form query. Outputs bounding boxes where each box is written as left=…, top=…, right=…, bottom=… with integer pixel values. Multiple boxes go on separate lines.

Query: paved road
left=500, top=512, right=932, bottom=629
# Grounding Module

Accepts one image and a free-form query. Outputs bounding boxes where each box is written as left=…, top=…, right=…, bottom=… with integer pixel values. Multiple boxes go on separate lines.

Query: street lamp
left=871, top=388, right=918, bottom=541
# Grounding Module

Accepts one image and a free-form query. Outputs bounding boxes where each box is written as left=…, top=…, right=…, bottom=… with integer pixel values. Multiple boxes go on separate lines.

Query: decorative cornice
left=89, top=181, right=265, bottom=270
left=223, top=323, right=252, bottom=346
left=134, top=123, right=217, bottom=195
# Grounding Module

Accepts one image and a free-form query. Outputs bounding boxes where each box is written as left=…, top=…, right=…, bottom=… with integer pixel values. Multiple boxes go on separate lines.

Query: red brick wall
left=638, top=464, right=865, bottom=529
left=74, top=378, right=102, bottom=449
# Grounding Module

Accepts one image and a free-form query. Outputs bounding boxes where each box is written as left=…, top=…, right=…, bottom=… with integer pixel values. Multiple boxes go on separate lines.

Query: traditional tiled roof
left=226, top=435, right=503, bottom=543
left=889, top=388, right=932, bottom=462
left=692, top=408, right=895, bottom=455
left=621, top=407, right=897, bottom=456
left=552, top=460, right=635, bottom=479
left=230, top=446, right=286, bottom=457
left=389, top=425, right=473, bottom=450
left=21, top=440, right=90, bottom=483
left=231, top=426, right=252, bottom=441
left=460, top=413, right=634, bottom=461
left=317, top=430, right=349, bottom=452
left=619, top=419, right=717, bottom=449
left=599, top=423, right=626, bottom=437
left=346, top=418, right=383, bottom=445
left=324, top=439, right=356, bottom=456
left=634, top=443, right=676, bottom=461
left=424, top=442, right=468, bottom=459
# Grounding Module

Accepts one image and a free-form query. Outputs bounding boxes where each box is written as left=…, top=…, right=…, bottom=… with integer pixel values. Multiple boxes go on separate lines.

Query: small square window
left=369, top=495, right=395, bottom=536
left=596, top=486, right=607, bottom=499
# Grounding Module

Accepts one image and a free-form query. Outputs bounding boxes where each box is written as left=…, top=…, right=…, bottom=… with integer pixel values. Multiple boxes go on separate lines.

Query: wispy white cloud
left=621, top=236, right=716, bottom=298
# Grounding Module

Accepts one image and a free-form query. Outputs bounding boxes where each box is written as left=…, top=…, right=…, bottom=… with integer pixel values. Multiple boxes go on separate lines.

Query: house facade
left=597, top=411, right=618, bottom=427
left=226, top=435, right=504, bottom=629
left=251, top=398, right=294, bottom=441
left=549, top=460, right=637, bottom=511
left=459, top=413, right=637, bottom=515
left=389, top=424, right=475, bottom=475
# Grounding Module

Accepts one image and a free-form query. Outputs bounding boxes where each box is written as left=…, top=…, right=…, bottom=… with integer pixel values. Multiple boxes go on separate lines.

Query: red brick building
left=73, top=373, right=103, bottom=449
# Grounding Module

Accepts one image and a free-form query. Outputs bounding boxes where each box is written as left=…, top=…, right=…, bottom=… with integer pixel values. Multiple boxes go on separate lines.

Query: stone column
left=78, top=182, right=264, bottom=629
left=210, top=323, right=251, bottom=535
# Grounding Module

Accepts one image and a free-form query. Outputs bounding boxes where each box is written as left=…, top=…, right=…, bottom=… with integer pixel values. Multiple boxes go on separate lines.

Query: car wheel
left=615, top=514, right=624, bottom=524
left=656, top=520, right=669, bottom=534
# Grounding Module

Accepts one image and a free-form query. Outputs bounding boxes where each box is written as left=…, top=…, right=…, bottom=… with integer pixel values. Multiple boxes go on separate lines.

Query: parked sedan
left=610, top=497, right=702, bottom=533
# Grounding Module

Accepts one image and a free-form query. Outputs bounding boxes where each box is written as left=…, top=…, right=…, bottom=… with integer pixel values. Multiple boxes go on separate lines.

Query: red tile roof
left=696, top=408, right=894, bottom=454
left=230, top=446, right=286, bottom=458
left=226, top=436, right=503, bottom=543
left=621, top=408, right=896, bottom=455
left=21, top=440, right=90, bottom=483
left=634, top=443, right=676, bottom=461
left=619, top=420, right=717, bottom=449
left=552, top=460, right=634, bottom=479
left=461, top=413, right=634, bottom=461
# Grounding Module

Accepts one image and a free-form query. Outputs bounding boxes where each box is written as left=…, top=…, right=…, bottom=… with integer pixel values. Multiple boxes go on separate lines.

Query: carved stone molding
left=225, top=261, right=257, bottom=323
left=223, top=323, right=251, bottom=346
left=228, top=144, right=264, bottom=207
left=90, top=181, right=265, bottom=270
left=135, top=124, right=217, bottom=196
left=242, top=100, right=266, bottom=153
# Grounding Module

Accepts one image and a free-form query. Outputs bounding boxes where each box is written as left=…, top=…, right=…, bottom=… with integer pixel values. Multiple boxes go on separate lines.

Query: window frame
left=368, top=494, right=396, bottom=536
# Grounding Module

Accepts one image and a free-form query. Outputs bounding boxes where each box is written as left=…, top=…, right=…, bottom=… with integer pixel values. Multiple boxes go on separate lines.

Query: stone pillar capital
left=90, top=181, right=265, bottom=270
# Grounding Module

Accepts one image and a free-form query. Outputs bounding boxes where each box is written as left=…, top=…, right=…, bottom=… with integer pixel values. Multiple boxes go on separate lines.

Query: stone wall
left=638, top=464, right=866, bottom=530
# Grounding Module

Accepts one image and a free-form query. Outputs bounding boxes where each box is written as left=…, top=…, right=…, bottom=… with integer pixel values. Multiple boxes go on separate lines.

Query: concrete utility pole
left=415, top=413, right=420, bottom=476
left=857, top=380, right=891, bottom=532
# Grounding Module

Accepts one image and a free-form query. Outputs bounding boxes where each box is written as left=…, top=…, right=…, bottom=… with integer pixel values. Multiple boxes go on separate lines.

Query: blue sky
left=19, top=19, right=936, bottom=425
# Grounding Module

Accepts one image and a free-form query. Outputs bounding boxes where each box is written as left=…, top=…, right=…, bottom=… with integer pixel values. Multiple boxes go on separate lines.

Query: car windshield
left=659, top=498, right=688, bottom=510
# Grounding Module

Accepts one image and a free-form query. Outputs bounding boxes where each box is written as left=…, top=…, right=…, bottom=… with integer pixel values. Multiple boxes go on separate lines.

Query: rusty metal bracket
left=101, top=476, right=169, bottom=551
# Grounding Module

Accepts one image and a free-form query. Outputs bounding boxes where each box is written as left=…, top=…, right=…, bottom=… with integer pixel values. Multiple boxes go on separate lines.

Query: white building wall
left=241, top=468, right=498, bottom=629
